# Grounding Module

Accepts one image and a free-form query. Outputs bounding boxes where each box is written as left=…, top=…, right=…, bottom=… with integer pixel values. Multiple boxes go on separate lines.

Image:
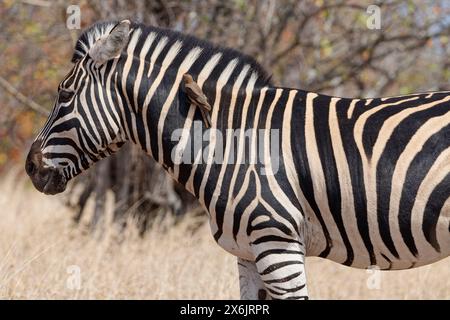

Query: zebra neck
left=114, top=30, right=273, bottom=189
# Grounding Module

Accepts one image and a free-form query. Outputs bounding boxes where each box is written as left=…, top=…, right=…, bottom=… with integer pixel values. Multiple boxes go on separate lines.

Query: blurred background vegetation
left=1, top=0, right=449, bottom=232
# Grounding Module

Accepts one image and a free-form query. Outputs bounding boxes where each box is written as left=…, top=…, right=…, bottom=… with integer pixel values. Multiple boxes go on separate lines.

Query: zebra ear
left=89, top=20, right=131, bottom=65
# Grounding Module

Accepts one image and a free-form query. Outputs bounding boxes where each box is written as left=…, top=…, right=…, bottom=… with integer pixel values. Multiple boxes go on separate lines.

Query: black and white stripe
left=30, top=20, right=450, bottom=299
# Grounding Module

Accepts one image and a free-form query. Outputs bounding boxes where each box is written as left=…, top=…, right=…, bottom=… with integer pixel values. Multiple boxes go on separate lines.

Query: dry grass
left=0, top=170, right=448, bottom=299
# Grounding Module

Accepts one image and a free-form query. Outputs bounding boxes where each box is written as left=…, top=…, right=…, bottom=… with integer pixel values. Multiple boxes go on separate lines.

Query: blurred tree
left=1, top=0, right=449, bottom=232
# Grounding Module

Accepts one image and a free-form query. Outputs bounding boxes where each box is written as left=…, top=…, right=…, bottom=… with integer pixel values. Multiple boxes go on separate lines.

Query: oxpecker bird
left=182, top=73, right=212, bottom=128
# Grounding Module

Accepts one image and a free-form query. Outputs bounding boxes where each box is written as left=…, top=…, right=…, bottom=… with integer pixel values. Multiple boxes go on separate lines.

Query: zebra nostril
left=25, top=160, right=37, bottom=176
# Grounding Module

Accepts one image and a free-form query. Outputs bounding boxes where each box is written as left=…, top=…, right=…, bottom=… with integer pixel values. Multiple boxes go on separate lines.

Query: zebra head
left=25, top=20, right=131, bottom=195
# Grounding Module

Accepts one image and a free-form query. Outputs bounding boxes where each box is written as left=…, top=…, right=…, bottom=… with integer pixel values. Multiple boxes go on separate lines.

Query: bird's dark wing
left=185, top=85, right=212, bottom=111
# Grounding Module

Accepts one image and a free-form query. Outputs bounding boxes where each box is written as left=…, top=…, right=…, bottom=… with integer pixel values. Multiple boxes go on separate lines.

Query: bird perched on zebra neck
left=182, top=73, right=212, bottom=128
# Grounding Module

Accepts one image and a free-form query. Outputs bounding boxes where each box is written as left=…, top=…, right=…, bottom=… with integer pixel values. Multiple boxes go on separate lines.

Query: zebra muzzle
left=25, top=142, right=67, bottom=195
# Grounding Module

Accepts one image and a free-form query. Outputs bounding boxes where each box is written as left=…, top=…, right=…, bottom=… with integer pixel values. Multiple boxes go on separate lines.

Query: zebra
left=25, top=20, right=450, bottom=300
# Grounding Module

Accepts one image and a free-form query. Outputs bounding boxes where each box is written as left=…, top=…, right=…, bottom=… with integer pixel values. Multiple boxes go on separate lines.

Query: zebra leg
left=251, top=239, right=309, bottom=300
left=237, top=258, right=270, bottom=300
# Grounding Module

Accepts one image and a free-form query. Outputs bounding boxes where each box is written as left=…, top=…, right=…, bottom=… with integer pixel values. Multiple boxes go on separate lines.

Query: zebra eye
left=59, top=90, right=74, bottom=103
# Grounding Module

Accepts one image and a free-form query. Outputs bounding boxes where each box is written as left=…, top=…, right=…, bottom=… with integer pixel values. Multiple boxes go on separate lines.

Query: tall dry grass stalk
left=0, top=169, right=448, bottom=299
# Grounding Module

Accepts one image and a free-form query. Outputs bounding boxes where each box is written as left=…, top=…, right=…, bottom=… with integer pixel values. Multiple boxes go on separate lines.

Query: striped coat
left=26, top=20, right=450, bottom=299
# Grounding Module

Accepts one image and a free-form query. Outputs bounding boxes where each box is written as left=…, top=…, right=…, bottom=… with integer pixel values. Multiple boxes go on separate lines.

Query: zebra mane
left=72, top=21, right=272, bottom=87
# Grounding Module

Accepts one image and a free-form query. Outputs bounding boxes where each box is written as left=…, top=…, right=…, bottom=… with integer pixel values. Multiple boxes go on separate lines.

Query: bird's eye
left=59, top=90, right=74, bottom=103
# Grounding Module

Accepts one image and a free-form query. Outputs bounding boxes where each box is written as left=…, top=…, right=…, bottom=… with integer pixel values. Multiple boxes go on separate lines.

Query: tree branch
left=20, top=0, right=51, bottom=7
left=0, top=76, right=49, bottom=116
